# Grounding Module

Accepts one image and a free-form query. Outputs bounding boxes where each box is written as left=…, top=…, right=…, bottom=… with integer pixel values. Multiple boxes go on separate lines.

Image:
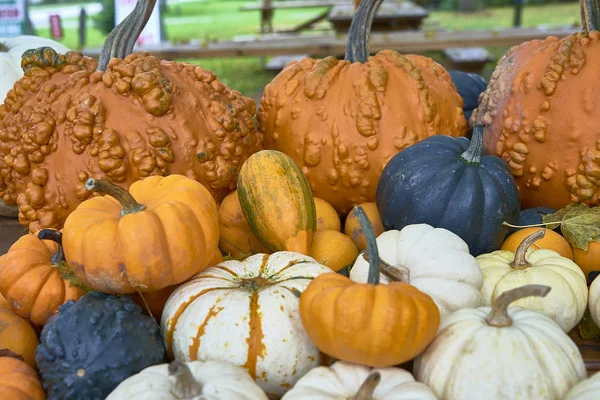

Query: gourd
left=62, top=175, right=220, bottom=294
left=590, top=274, right=600, bottom=328
left=309, top=230, right=359, bottom=272
left=565, top=371, right=600, bottom=400
left=106, top=360, right=268, bottom=400
left=501, top=227, right=573, bottom=259
left=257, top=0, right=466, bottom=215
left=238, top=150, right=317, bottom=255
left=377, top=123, right=520, bottom=256
left=0, top=229, right=85, bottom=326
left=36, top=292, right=165, bottom=400
left=477, top=229, right=588, bottom=332
left=161, top=251, right=333, bottom=398
left=350, top=224, right=483, bottom=321
left=344, top=203, right=384, bottom=251
left=300, top=206, right=440, bottom=368
left=414, top=285, right=587, bottom=399
left=314, top=198, right=341, bottom=232
left=0, top=0, right=262, bottom=232
left=573, top=241, right=600, bottom=280
left=0, top=350, right=45, bottom=400
left=0, top=308, right=39, bottom=369
left=0, top=292, right=7, bottom=310
left=281, top=360, right=437, bottom=400
left=470, top=0, right=600, bottom=210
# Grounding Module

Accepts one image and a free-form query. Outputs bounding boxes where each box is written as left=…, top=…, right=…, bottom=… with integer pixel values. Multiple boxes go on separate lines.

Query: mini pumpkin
left=477, top=229, right=588, bottom=332
left=344, top=203, right=384, bottom=251
left=0, top=229, right=86, bottom=326
left=314, top=198, right=341, bottom=232
left=501, top=227, right=573, bottom=259
left=350, top=224, right=483, bottom=321
left=62, top=174, right=220, bottom=294
left=300, top=206, right=440, bottom=368
left=106, top=360, right=268, bottom=400
left=0, top=308, right=39, bottom=369
left=0, top=350, right=45, bottom=400
left=414, top=285, right=587, bottom=399
left=161, top=251, right=333, bottom=398
left=565, top=371, right=600, bottom=400
left=309, top=230, right=359, bottom=272
left=589, top=273, right=600, bottom=328
left=257, top=0, right=466, bottom=215
left=573, top=240, right=600, bottom=281
left=281, top=360, right=437, bottom=400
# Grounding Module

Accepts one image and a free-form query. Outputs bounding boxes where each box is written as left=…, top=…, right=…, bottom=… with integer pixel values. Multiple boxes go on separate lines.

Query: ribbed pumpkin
left=257, top=0, right=466, bottom=214
left=470, top=0, right=600, bottom=209
left=0, top=308, right=39, bottom=369
left=0, top=0, right=262, bottom=232
left=0, top=350, right=46, bottom=400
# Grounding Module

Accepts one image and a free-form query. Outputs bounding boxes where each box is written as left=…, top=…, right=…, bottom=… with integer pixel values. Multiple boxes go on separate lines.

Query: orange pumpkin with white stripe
left=160, top=251, right=333, bottom=399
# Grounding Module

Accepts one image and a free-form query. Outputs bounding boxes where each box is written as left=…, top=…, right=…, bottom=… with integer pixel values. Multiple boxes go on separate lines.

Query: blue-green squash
left=376, top=123, right=520, bottom=256
left=507, top=207, right=557, bottom=234
left=35, top=292, right=166, bottom=400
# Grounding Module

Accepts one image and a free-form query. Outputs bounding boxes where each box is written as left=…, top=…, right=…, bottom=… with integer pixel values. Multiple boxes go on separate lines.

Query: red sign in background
left=49, top=14, right=63, bottom=40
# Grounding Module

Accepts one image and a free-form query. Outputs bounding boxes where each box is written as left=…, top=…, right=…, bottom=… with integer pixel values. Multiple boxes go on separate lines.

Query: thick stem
left=345, top=0, right=384, bottom=63
left=98, top=0, right=158, bottom=71
left=485, top=285, right=551, bottom=327
left=460, top=123, right=484, bottom=164
left=363, top=252, right=410, bottom=282
left=350, top=372, right=381, bottom=400
left=353, top=206, right=380, bottom=285
left=37, top=229, right=65, bottom=265
left=581, top=0, right=600, bottom=31
left=168, top=360, right=202, bottom=398
left=0, top=43, right=8, bottom=52
left=85, top=178, right=146, bottom=216
left=511, top=229, right=545, bottom=270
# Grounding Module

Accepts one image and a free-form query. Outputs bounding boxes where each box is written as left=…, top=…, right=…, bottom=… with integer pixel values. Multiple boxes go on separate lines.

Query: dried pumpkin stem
left=485, top=284, right=551, bottom=327
left=345, top=0, right=384, bottom=63
left=85, top=178, right=146, bottom=216
left=363, top=252, right=410, bottom=282
left=581, top=0, right=600, bottom=31
left=460, top=123, right=485, bottom=164
left=0, top=43, right=8, bottom=53
left=511, top=229, right=545, bottom=270
left=98, top=0, right=157, bottom=71
left=37, top=229, right=65, bottom=265
left=351, top=371, right=381, bottom=400
left=353, top=206, right=380, bottom=285
left=169, top=360, right=202, bottom=398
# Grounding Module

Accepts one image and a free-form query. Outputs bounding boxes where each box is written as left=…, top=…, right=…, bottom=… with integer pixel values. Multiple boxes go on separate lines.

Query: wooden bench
left=442, top=47, right=496, bottom=75
left=265, top=54, right=310, bottom=72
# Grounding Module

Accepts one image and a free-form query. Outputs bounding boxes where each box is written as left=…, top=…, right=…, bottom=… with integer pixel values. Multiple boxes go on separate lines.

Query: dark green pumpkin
left=376, top=123, right=520, bottom=256
left=507, top=207, right=557, bottom=234
left=35, top=292, right=165, bottom=400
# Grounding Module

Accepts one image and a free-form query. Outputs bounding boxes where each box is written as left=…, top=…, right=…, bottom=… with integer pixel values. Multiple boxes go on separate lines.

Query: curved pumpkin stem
left=460, top=123, right=485, bottom=164
left=511, top=229, right=545, bottom=270
left=351, top=371, right=381, bottom=400
left=581, top=0, right=600, bottom=31
left=354, top=206, right=380, bottom=284
left=168, top=360, right=202, bottom=398
left=485, top=284, right=551, bottom=327
left=85, top=178, right=146, bottom=216
left=345, top=0, right=384, bottom=63
left=38, top=229, right=65, bottom=265
left=98, top=0, right=157, bottom=71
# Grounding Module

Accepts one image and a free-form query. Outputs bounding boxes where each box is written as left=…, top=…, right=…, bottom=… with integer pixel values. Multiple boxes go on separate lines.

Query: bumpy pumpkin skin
left=0, top=354, right=46, bottom=400
left=470, top=31, right=600, bottom=209
left=258, top=51, right=466, bottom=214
left=0, top=48, right=263, bottom=232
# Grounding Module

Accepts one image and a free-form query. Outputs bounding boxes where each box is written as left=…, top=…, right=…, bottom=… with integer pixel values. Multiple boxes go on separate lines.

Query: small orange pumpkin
left=573, top=241, right=600, bottom=281
left=299, top=206, right=440, bottom=367
left=309, top=230, right=359, bottom=272
left=344, top=202, right=384, bottom=251
left=315, top=198, right=341, bottom=232
left=501, top=227, right=573, bottom=260
left=62, top=175, right=220, bottom=295
left=0, top=350, right=45, bottom=400
left=0, top=308, right=39, bottom=369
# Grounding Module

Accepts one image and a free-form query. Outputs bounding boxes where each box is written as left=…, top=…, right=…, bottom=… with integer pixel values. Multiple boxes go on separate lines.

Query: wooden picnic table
left=328, top=1, right=429, bottom=33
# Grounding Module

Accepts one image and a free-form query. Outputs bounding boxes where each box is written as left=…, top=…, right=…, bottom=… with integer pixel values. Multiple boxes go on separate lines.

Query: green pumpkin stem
left=351, top=371, right=381, bottom=400
left=581, top=0, right=600, bottom=31
left=460, top=123, right=485, bottom=164
left=169, top=360, right=203, bottom=398
left=345, top=0, right=384, bottom=63
left=98, top=0, right=157, bottom=71
left=85, top=178, right=146, bottom=216
left=511, top=229, right=546, bottom=270
left=353, top=206, right=380, bottom=284
left=37, top=229, right=65, bottom=265
left=485, top=284, right=551, bottom=327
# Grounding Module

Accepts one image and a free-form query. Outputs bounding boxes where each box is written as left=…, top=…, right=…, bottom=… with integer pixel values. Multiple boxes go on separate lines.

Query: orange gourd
left=573, top=241, right=600, bottom=280
left=0, top=1, right=262, bottom=233
left=309, top=230, right=359, bottom=272
left=470, top=0, right=600, bottom=209
left=344, top=202, right=384, bottom=251
left=0, top=229, right=85, bottom=326
left=257, top=0, right=466, bottom=214
left=300, top=206, right=440, bottom=367
left=315, top=198, right=341, bottom=232
left=501, top=228, right=574, bottom=260
left=62, top=174, right=220, bottom=295
left=0, top=292, right=7, bottom=310
left=0, top=350, right=45, bottom=400
left=0, top=308, right=39, bottom=369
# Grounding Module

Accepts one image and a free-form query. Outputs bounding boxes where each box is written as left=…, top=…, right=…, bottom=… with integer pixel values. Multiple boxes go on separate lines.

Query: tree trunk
left=456, top=0, right=485, bottom=13
left=23, top=0, right=36, bottom=35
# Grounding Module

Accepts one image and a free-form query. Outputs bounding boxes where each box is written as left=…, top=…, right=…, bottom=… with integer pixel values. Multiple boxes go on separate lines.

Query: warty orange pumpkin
left=0, top=0, right=262, bottom=232
left=257, top=0, right=466, bottom=214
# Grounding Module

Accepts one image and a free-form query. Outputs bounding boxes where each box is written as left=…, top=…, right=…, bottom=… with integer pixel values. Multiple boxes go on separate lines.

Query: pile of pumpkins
left=1, top=0, right=600, bottom=398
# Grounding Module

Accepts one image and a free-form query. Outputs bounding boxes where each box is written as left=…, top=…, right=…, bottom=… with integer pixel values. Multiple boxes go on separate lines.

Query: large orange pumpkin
left=0, top=350, right=45, bottom=400
left=257, top=0, right=466, bottom=214
left=0, top=0, right=262, bottom=232
left=470, top=1, right=600, bottom=209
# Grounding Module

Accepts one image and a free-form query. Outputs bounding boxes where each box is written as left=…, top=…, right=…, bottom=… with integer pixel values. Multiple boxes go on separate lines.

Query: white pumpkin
left=281, top=361, right=438, bottom=400
left=565, top=371, right=600, bottom=400
left=415, top=285, right=587, bottom=400
left=349, top=224, right=483, bottom=320
left=589, top=274, right=600, bottom=328
left=161, top=251, right=334, bottom=399
left=476, top=229, right=588, bottom=332
left=106, top=360, right=268, bottom=400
